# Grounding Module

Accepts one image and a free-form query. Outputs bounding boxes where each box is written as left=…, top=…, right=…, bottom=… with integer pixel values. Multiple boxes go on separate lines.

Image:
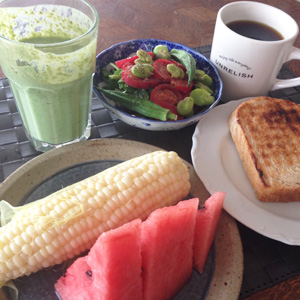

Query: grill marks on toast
left=260, top=103, right=300, bottom=170
left=229, top=97, right=300, bottom=202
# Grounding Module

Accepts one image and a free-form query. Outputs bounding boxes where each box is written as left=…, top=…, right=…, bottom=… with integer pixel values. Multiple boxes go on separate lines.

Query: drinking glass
left=0, top=0, right=99, bottom=152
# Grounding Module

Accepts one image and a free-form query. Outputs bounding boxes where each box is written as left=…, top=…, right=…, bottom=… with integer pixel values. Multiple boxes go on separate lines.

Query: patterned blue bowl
left=93, top=39, right=223, bottom=131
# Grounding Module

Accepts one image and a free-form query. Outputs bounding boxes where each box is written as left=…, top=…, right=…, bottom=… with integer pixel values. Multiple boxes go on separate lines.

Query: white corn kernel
left=0, top=262, right=8, bottom=273
left=3, top=245, right=14, bottom=257
left=13, top=235, right=24, bottom=247
left=45, top=244, right=56, bottom=255
left=27, top=255, right=37, bottom=267
left=116, top=180, right=127, bottom=191
left=102, top=186, right=113, bottom=198
left=0, top=250, right=7, bottom=260
left=6, top=259, right=16, bottom=271
left=64, top=243, right=73, bottom=254
left=21, top=244, right=32, bottom=256
left=121, top=173, right=133, bottom=187
left=42, top=259, right=51, bottom=268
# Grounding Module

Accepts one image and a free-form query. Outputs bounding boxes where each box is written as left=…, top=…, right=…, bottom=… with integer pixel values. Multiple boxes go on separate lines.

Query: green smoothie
left=0, top=4, right=98, bottom=151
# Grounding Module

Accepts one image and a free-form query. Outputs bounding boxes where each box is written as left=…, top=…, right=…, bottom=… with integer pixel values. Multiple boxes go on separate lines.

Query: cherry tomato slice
left=153, top=59, right=172, bottom=82
left=150, top=84, right=183, bottom=114
left=171, top=76, right=194, bottom=94
left=153, top=59, right=187, bottom=83
left=115, top=52, right=154, bottom=69
left=121, top=62, right=160, bottom=89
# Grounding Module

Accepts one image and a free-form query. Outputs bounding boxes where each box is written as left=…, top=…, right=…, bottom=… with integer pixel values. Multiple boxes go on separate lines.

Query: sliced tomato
left=153, top=59, right=172, bottom=82
left=150, top=84, right=183, bottom=114
left=121, top=62, right=160, bottom=89
left=115, top=52, right=154, bottom=69
left=153, top=59, right=187, bottom=83
left=171, top=76, right=194, bottom=94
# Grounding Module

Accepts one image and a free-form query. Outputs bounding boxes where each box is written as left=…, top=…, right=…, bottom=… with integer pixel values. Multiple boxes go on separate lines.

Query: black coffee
left=226, top=20, right=284, bottom=41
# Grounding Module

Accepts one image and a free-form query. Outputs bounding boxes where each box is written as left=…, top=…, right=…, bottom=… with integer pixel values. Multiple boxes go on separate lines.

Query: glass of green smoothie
left=0, top=0, right=99, bottom=152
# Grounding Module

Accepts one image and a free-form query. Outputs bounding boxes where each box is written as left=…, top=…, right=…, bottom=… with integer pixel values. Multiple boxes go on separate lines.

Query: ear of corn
left=0, top=150, right=190, bottom=286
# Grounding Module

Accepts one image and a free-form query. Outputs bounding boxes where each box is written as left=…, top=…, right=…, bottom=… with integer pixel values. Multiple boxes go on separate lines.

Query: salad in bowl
left=93, top=39, right=223, bottom=130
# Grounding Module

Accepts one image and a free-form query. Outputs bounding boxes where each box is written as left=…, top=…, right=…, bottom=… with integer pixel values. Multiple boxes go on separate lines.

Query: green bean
left=200, top=74, right=213, bottom=87
left=190, top=88, right=215, bottom=106
left=193, top=69, right=205, bottom=81
left=166, top=64, right=185, bottom=79
left=194, top=82, right=213, bottom=94
left=135, top=49, right=153, bottom=64
left=170, top=49, right=196, bottom=86
left=194, top=69, right=213, bottom=88
left=177, top=97, right=194, bottom=116
left=153, top=45, right=171, bottom=60
left=131, top=64, right=154, bottom=78
left=98, top=88, right=177, bottom=121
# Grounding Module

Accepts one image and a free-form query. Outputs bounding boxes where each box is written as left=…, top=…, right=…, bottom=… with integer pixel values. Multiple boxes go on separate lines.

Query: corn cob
left=0, top=150, right=190, bottom=286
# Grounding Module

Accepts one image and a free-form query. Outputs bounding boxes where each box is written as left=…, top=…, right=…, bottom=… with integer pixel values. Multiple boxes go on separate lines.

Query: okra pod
left=98, top=88, right=177, bottom=121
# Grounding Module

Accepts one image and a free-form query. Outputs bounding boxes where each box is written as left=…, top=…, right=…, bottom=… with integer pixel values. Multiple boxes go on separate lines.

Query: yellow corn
left=0, top=151, right=190, bottom=285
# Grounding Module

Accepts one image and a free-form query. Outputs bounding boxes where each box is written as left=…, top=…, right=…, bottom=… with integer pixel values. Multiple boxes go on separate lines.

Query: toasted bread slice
left=228, top=97, right=300, bottom=202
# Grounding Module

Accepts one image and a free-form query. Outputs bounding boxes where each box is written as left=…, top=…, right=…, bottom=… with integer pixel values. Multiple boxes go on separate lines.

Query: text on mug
left=215, top=59, right=254, bottom=78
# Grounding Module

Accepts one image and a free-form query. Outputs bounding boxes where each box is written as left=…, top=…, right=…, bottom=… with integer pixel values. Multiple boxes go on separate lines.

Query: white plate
left=191, top=98, right=300, bottom=245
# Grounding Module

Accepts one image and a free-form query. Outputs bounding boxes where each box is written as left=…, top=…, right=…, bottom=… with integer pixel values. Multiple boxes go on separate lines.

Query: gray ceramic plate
left=0, top=139, right=243, bottom=300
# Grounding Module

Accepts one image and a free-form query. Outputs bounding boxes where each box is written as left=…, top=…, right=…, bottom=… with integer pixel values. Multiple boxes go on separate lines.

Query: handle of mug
left=271, top=46, right=300, bottom=91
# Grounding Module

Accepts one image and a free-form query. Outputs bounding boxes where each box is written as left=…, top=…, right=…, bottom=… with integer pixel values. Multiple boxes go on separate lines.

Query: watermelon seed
left=86, top=270, right=93, bottom=278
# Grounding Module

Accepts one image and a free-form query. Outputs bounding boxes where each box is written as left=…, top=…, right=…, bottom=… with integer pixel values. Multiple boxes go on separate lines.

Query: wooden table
left=91, top=0, right=300, bottom=78
left=1, top=1, right=300, bottom=299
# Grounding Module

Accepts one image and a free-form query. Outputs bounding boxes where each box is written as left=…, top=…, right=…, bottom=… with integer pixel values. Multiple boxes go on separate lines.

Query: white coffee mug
left=210, top=1, right=300, bottom=101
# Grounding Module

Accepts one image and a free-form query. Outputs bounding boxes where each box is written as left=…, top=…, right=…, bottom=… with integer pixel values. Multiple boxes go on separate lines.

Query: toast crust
left=228, top=97, right=300, bottom=202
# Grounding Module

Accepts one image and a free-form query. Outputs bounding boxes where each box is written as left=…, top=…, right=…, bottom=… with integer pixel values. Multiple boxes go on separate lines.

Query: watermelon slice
left=193, top=191, right=225, bottom=273
left=55, top=218, right=143, bottom=300
left=55, top=256, right=93, bottom=300
left=141, top=198, right=199, bottom=300
left=87, top=218, right=143, bottom=300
